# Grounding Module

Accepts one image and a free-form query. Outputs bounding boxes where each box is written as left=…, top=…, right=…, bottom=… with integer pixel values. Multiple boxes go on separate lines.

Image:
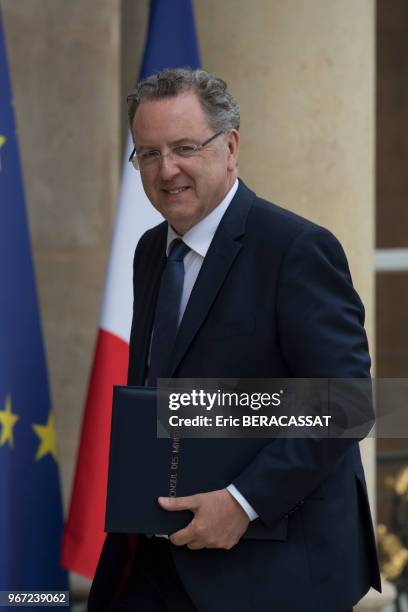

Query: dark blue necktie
left=148, top=239, right=190, bottom=387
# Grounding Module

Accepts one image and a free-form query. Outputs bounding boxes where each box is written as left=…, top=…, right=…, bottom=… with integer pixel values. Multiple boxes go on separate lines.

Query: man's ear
left=226, top=129, right=240, bottom=170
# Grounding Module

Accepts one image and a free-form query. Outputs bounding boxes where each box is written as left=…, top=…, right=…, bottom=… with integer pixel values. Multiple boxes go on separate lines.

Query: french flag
left=61, top=0, right=200, bottom=579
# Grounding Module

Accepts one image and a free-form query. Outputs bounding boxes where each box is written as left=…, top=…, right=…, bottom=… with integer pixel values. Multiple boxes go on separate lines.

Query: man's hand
left=158, top=489, right=250, bottom=550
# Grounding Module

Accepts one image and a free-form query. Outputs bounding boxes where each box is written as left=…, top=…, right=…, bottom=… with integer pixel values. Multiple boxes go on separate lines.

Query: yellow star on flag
left=0, top=135, right=6, bottom=172
left=32, top=410, right=59, bottom=462
left=0, top=395, right=19, bottom=448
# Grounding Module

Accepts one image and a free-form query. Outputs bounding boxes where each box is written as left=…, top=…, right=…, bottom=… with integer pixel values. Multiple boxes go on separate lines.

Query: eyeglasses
left=128, top=131, right=224, bottom=170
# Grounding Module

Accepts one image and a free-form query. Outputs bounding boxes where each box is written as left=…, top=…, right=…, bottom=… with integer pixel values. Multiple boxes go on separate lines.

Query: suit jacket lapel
left=168, top=180, right=255, bottom=378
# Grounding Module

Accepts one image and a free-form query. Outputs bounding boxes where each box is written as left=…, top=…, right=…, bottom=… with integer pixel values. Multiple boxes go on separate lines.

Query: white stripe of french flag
left=61, top=134, right=161, bottom=579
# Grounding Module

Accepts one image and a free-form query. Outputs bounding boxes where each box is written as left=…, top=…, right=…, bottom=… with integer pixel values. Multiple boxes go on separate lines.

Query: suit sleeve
left=127, top=229, right=154, bottom=385
left=231, top=226, right=373, bottom=528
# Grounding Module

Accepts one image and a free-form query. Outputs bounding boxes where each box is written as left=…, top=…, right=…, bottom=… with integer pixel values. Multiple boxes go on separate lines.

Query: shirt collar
left=166, top=179, right=239, bottom=257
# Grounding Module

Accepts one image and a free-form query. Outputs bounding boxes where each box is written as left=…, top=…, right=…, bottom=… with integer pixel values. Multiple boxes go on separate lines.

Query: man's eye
left=174, top=145, right=197, bottom=156
left=141, top=150, right=160, bottom=160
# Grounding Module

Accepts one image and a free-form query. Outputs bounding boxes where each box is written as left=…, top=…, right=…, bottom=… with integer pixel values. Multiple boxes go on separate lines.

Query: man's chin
left=157, top=205, right=198, bottom=235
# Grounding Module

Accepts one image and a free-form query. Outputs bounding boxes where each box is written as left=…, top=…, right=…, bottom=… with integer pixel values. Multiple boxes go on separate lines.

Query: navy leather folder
left=105, top=386, right=287, bottom=540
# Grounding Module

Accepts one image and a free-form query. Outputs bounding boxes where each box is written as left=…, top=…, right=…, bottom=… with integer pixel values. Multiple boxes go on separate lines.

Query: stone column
left=194, top=0, right=393, bottom=609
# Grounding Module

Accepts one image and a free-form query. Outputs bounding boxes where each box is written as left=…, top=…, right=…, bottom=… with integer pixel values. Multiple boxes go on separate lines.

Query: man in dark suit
left=88, top=68, right=381, bottom=611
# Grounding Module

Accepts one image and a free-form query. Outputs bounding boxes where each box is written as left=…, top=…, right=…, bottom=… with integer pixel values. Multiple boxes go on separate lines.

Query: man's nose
left=158, top=152, right=180, bottom=180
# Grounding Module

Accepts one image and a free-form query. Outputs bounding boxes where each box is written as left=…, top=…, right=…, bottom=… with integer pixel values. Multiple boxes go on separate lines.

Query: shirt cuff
left=227, top=484, right=259, bottom=521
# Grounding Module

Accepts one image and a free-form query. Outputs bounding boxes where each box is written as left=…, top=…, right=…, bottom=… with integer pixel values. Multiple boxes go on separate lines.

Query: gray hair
left=127, top=68, right=240, bottom=133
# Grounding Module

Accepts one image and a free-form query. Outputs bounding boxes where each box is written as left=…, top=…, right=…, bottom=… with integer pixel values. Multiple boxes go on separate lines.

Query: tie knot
left=168, top=239, right=190, bottom=262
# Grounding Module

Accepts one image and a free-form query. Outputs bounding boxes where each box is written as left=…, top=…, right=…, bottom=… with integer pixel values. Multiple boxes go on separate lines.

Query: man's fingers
left=158, top=495, right=198, bottom=512
left=186, top=540, right=205, bottom=550
left=169, top=522, right=195, bottom=546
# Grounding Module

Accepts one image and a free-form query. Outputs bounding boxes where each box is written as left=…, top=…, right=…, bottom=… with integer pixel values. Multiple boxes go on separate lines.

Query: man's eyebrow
left=171, top=137, right=199, bottom=145
left=136, top=136, right=199, bottom=150
left=134, top=142, right=158, bottom=152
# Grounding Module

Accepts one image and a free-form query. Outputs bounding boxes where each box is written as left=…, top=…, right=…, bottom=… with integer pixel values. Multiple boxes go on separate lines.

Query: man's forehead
left=132, top=91, right=210, bottom=142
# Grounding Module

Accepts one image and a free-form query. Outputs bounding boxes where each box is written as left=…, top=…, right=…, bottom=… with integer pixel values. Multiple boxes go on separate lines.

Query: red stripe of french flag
left=61, top=135, right=161, bottom=579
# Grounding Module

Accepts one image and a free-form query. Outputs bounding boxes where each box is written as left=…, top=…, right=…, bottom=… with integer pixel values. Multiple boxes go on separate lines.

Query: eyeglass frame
left=128, top=130, right=225, bottom=170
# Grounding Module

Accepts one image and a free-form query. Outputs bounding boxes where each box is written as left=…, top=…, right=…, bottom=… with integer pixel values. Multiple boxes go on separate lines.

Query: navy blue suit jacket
left=88, top=180, right=381, bottom=612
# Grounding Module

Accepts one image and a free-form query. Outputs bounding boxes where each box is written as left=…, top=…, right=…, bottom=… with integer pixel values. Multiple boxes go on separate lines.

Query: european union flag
left=0, top=9, right=68, bottom=601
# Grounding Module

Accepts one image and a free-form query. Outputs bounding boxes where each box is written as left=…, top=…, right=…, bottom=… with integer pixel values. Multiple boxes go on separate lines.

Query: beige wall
left=2, top=0, right=375, bottom=510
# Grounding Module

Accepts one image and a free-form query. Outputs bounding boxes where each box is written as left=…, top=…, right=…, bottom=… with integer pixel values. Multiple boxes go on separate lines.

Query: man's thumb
left=158, top=495, right=196, bottom=511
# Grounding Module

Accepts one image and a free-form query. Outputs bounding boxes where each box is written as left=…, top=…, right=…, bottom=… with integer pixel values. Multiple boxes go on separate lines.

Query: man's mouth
left=162, top=186, right=190, bottom=195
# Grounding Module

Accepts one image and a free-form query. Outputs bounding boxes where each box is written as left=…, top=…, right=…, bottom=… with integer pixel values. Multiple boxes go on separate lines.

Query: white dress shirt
left=166, top=179, right=258, bottom=522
